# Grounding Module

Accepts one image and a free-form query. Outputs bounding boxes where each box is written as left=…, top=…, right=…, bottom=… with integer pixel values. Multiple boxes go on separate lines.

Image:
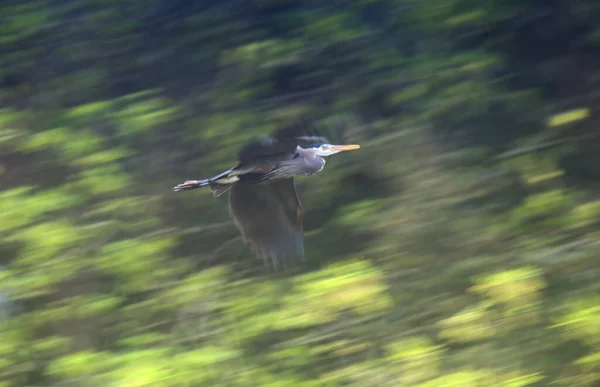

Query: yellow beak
left=330, top=144, right=360, bottom=152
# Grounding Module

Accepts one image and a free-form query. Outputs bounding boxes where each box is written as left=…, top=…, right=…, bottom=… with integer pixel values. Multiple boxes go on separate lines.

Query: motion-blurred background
left=2, top=1, right=600, bottom=385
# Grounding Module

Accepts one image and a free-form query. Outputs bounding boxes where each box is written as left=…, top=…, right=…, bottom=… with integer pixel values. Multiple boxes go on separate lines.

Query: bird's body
left=173, top=120, right=359, bottom=267
left=190, top=145, right=327, bottom=191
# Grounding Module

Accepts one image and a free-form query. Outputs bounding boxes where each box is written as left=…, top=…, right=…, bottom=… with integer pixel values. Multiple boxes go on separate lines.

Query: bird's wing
left=236, top=116, right=334, bottom=163
left=236, top=136, right=296, bottom=163
left=228, top=178, right=304, bottom=267
left=272, top=116, right=331, bottom=143
left=277, top=115, right=349, bottom=145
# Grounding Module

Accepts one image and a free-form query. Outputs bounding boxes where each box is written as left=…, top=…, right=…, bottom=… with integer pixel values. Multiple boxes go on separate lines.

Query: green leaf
left=547, top=108, right=590, bottom=127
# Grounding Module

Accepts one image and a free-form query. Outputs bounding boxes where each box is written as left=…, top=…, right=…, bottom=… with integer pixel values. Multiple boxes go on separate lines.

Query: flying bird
left=173, top=119, right=360, bottom=267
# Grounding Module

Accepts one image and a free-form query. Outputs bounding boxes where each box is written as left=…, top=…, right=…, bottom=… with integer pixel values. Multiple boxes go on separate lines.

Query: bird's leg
left=173, top=179, right=208, bottom=192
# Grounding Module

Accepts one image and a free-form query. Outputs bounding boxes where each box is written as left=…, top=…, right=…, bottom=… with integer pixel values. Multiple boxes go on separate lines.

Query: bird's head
left=305, top=143, right=361, bottom=157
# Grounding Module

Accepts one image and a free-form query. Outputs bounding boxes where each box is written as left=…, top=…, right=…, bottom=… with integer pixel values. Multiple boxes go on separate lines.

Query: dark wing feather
left=228, top=178, right=304, bottom=267
left=277, top=115, right=348, bottom=145
left=271, top=116, right=327, bottom=142
left=236, top=116, right=334, bottom=163
left=236, top=136, right=297, bottom=163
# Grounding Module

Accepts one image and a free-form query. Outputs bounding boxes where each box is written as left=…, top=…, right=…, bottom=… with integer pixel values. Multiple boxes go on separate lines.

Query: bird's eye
left=321, top=145, right=326, bottom=149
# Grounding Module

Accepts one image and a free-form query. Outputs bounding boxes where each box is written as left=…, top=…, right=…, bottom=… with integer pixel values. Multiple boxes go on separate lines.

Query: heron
left=173, top=119, right=360, bottom=267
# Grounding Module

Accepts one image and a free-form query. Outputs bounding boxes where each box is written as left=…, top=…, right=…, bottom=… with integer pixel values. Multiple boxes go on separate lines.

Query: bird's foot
left=173, top=180, right=200, bottom=192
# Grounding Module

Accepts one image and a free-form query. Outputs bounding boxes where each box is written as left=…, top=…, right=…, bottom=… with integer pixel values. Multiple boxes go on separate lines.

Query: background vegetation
left=2, top=0, right=600, bottom=385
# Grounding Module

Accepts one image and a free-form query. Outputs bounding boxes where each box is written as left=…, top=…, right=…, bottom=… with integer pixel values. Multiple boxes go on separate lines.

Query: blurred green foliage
left=1, top=0, right=600, bottom=385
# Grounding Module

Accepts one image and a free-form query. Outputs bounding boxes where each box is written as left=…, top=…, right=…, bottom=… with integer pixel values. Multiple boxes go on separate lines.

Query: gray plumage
left=173, top=119, right=360, bottom=267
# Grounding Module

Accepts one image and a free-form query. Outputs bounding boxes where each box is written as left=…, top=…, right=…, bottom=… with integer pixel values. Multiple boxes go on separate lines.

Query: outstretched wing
left=228, top=178, right=304, bottom=268
left=236, top=116, right=333, bottom=163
